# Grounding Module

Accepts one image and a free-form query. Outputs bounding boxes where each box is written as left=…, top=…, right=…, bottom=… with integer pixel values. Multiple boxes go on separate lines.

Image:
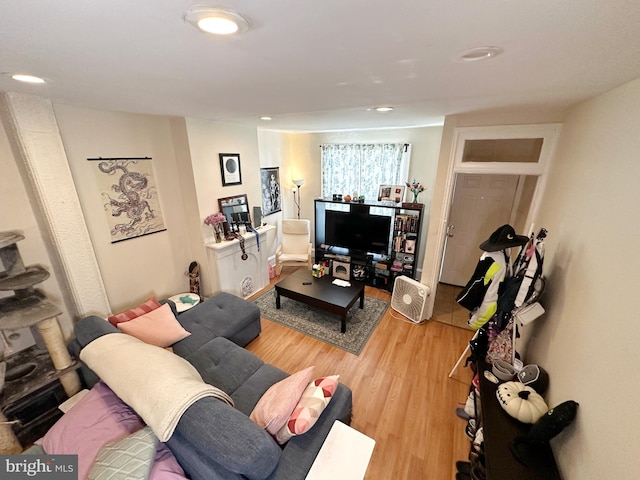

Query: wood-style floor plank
left=246, top=269, right=474, bottom=479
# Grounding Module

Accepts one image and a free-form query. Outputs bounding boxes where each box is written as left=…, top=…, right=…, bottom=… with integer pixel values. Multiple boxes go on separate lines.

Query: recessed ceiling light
left=11, top=74, right=46, bottom=84
left=259, top=116, right=273, bottom=121
left=184, top=6, right=250, bottom=35
left=456, top=46, right=503, bottom=62
left=374, top=106, right=394, bottom=112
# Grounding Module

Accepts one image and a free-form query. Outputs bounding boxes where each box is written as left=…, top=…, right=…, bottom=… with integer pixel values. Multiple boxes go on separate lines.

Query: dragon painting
left=97, top=159, right=165, bottom=241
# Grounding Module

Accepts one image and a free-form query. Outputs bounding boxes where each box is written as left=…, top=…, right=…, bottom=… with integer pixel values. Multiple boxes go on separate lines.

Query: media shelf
left=314, top=199, right=423, bottom=289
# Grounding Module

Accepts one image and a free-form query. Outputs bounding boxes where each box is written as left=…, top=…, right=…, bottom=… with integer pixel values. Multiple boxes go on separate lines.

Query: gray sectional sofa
left=67, top=292, right=353, bottom=480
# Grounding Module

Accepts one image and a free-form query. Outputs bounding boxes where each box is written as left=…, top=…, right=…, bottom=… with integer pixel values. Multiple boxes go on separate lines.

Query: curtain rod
left=319, top=143, right=410, bottom=147
left=87, top=157, right=151, bottom=161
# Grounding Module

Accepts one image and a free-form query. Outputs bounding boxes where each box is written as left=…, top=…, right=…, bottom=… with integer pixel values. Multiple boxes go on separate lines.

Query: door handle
left=446, top=224, right=455, bottom=237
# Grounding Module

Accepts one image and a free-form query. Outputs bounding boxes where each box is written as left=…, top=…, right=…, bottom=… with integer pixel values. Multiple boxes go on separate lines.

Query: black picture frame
left=219, top=153, right=242, bottom=186
left=260, top=167, right=281, bottom=216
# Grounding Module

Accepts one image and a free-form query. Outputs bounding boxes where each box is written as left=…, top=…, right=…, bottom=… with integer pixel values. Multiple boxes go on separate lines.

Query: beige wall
left=53, top=105, right=197, bottom=312
left=184, top=118, right=278, bottom=287
left=0, top=116, right=73, bottom=347
left=523, top=77, right=640, bottom=479
left=422, top=110, right=566, bottom=316
left=269, top=126, right=443, bottom=269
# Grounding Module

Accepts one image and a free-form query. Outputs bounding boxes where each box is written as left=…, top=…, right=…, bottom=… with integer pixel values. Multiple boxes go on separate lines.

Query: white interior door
left=439, top=174, right=519, bottom=286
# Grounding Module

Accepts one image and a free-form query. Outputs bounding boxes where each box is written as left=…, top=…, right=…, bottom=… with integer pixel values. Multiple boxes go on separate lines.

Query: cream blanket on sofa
left=80, top=333, right=233, bottom=442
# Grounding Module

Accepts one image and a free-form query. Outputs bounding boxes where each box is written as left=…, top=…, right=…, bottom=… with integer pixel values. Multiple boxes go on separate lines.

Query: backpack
left=456, top=257, right=495, bottom=311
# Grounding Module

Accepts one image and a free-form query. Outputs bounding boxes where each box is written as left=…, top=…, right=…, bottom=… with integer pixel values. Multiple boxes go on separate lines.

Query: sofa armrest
left=167, top=396, right=281, bottom=480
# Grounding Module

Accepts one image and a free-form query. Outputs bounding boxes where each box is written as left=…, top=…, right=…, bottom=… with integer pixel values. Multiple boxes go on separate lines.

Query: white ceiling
left=2, top=0, right=640, bottom=132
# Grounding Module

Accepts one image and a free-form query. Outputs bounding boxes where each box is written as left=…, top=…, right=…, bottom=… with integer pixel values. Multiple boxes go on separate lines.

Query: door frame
left=423, top=123, right=562, bottom=319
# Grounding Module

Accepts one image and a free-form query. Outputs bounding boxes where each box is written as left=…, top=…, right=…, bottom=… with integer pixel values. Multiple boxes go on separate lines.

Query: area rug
left=253, top=288, right=389, bottom=355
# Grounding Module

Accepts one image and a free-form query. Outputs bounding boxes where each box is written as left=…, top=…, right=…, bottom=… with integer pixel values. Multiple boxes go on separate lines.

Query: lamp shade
left=292, top=179, right=305, bottom=187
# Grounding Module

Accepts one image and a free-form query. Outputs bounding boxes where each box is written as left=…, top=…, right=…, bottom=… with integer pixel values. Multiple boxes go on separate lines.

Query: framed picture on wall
left=220, top=153, right=242, bottom=186
left=378, top=184, right=405, bottom=203
left=260, top=167, right=281, bottom=215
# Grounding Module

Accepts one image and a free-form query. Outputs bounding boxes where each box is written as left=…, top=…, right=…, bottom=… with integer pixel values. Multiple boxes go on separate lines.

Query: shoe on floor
left=456, top=407, right=471, bottom=420
left=456, top=461, right=471, bottom=474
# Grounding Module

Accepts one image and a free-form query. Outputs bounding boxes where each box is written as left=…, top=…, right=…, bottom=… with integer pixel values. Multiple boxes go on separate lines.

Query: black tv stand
left=314, top=198, right=423, bottom=290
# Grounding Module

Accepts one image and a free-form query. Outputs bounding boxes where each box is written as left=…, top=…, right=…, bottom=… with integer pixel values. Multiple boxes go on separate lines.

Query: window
left=321, top=143, right=411, bottom=201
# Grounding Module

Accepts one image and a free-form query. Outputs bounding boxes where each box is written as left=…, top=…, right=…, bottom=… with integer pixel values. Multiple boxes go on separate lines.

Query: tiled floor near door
left=432, top=283, right=473, bottom=330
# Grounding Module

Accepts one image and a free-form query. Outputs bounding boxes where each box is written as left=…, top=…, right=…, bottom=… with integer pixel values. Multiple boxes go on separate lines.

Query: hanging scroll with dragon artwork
left=88, top=157, right=167, bottom=243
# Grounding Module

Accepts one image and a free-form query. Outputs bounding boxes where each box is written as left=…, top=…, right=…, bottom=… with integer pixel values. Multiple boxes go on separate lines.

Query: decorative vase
left=213, top=224, right=223, bottom=243
left=412, top=191, right=420, bottom=203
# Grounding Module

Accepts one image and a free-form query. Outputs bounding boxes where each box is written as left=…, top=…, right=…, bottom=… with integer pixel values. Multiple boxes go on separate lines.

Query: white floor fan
left=391, top=276, right=430, bottom=324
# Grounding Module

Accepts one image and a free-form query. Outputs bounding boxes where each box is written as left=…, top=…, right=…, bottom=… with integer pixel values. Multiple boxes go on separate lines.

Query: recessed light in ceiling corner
left=374, top=105, right=394, bottom=112
left=184, top=6, right=250, bottom=35
left=259, top=116, right=272, bottom=121
left=10, top=73, right=46, bottom=84
left=455, top=46, right=503, bottom=62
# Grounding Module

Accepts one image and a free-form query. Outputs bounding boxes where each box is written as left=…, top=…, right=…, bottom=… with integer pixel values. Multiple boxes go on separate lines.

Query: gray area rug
left=253, top=288, right=389, bottom=355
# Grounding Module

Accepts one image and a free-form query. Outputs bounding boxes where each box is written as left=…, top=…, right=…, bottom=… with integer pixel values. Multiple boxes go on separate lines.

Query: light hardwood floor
left=246, top=269, right=474, bottom=479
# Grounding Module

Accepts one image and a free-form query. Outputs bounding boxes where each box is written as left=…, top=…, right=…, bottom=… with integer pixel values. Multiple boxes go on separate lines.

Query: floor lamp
left=292, top=179, right=304, bottom=219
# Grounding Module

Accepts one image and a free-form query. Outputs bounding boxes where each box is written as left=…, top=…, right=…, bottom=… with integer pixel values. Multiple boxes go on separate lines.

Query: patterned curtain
left=321, top=143, right=408, bottom=201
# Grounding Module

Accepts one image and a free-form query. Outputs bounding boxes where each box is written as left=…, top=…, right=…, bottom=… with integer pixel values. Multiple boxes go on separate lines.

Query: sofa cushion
left=231, top=364, right=289, bottom=416
left=167, top=397, right=281, bottom=480
left=184, top=337, right=264, bottom=395
left=250, top=366, right=315, bottom=435
left=172, top=292, right=261, bottom=355
left=116, top=303, right=190, bottom=347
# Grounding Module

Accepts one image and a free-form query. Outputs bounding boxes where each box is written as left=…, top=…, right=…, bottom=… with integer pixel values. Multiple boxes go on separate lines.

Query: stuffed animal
left=496, top=381, right=549, bottom=424
left=510, top=400, right=579, bottom=466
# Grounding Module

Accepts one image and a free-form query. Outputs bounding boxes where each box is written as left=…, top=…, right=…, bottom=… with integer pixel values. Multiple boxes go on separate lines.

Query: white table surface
left=305, top=420, right=376, bottom=480
left=168, top=293, right=201, bottom=312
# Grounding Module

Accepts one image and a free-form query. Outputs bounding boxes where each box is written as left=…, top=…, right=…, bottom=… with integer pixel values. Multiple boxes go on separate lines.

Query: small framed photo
left=378, top=184, right=405, bottom=203
left=220, top=153, right=242, bottom=186
left=260, top=167, right=281, bottom=216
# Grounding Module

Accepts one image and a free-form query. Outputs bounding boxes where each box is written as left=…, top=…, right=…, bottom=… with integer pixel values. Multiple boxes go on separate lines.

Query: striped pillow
left=275, top=375, right=340, bottom=444
left=108, top=298, right=162, bottom=326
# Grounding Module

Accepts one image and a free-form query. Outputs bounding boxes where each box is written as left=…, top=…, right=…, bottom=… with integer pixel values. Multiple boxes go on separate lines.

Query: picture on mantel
left=89, top=157, right=167, bottom=243
left=260, top=167, right=281, bottom=216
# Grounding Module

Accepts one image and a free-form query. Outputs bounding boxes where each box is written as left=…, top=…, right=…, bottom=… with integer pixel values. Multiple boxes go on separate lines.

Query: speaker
left=253, top=206, right=262, bottom=227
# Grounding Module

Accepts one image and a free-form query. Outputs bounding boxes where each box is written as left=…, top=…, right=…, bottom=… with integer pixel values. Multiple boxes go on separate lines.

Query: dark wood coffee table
left=274, top=269, right=365, bottom=333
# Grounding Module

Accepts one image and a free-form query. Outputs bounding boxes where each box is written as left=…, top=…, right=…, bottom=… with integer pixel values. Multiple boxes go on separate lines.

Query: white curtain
left=321, top=143, right=411, bottom=201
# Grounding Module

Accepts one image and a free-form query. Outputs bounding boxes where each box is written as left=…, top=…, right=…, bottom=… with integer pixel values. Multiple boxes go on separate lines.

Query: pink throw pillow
left=108, top=297, right=162, bottom=326
left=117, top=303, right=190, bottom=347
left=275, top=375, right=340, bottom=444
left=250, top=366, right=315, bottom=435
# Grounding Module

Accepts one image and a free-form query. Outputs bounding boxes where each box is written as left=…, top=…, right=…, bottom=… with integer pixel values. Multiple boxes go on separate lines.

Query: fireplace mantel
left=206, top=225, right=275, bottom=298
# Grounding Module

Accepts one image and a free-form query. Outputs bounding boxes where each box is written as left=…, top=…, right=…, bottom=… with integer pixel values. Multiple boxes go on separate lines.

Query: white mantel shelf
left=206, top=225, right=275, bottom=298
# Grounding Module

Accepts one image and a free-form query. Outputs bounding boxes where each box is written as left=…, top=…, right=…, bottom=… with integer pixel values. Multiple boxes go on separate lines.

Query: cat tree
left=0, top=231, right=81, bottom=452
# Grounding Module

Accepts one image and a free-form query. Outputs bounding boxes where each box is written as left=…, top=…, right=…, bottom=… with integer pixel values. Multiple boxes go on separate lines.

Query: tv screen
left=325, top=210, right=391, bottom=254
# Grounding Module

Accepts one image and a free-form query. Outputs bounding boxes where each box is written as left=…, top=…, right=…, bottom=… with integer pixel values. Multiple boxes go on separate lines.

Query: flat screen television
left=325, top=210, right=391, bottom=254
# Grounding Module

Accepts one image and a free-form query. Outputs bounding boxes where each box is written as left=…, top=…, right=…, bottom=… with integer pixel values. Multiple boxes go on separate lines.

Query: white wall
left=523, top=77, right=640, bottom=479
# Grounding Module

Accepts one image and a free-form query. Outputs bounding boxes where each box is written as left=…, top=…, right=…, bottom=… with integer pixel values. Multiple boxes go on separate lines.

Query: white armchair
left=275, top=219, right=313, bottom=276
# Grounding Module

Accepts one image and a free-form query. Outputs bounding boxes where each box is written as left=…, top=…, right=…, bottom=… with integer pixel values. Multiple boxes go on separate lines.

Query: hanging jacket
left=468, top=250, right=510, bottom=330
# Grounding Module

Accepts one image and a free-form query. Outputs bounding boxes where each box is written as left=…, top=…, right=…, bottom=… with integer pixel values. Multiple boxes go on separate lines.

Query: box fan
left=391, top=275, right=430, bottom=324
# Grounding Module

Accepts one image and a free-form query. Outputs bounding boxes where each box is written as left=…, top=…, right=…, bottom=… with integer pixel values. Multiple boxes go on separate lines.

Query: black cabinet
left=314, top=198, right=423, bottom=289
left=472, top=362, right=561, bottom=480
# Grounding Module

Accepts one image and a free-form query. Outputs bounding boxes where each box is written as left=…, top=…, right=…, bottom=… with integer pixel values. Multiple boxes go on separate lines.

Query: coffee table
left=274, top=269, right=365, bottom=333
